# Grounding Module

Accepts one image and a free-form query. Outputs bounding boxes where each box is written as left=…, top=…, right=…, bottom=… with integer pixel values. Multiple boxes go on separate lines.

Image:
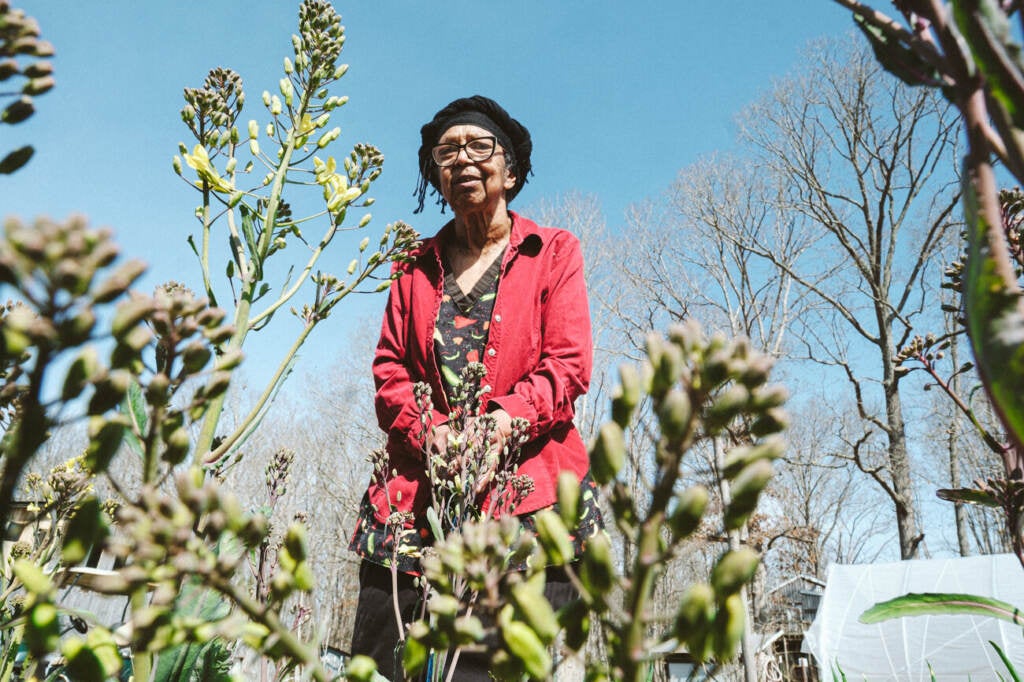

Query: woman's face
left=435, top=124, right=516, bottom=217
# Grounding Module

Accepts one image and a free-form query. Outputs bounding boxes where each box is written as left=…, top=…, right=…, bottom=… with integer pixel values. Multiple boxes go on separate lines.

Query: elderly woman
left=349, top=95, right=600, bottom=680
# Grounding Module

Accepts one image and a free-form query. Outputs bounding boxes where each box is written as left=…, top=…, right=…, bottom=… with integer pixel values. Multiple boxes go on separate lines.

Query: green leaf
left=240, top=204, right=260, bottom=259
left=953, top=0, right=1024, bottom=128
left=991, top=640, right=1022, bottom=682
left=121, top=380, right=147, bottom=458
left=153, top=577, right=232, bottom=682
left=425, top=506, right=444, bottom=542
left=860, top=592, right=1024, bottom=626
left=936, top=486, right=1000, bottom=506
left=962, top=174, right=1024, bottom=454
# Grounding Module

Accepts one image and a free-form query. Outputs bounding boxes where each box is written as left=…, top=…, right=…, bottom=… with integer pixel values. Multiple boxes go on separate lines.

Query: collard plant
left=0, top=0, right=54, bottom=174
left=378, top=321, right=787, bottom=682
left=0, top=1, right=416, bottom=680
left=833, top=0, right=1024, bottom=675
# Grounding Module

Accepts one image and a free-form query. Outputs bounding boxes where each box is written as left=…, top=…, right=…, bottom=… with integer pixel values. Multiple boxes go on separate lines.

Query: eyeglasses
left=431, top=136, right=498, bottom=167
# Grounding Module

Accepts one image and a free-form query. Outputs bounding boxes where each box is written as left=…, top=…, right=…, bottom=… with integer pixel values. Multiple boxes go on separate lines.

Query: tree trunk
left=882, top=351, right=923, bottom=560
left=947, top=329, right=972, bottom=556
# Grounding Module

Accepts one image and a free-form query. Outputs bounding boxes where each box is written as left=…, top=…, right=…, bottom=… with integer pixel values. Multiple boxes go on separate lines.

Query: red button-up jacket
left=368, top=211, right=593, bottom=525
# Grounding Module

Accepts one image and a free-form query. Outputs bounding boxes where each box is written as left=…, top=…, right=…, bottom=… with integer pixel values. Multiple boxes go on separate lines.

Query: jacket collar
left=414, top=211, right=543, bottom=264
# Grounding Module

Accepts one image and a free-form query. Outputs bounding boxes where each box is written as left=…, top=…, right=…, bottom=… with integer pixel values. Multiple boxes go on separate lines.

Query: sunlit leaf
left=860, top=592, right=1024, bottom=626
left=962, top=176, right=1024, bottom=454
left=936, top=486, right=1000, bottom=506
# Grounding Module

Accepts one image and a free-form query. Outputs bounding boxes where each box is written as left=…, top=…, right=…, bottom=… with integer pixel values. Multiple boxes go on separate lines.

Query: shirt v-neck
left=443, top=246, right=506, bottom=313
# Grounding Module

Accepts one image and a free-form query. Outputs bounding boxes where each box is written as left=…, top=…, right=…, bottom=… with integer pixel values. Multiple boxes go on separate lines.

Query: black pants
left=350, top=559, right=578, bottom=681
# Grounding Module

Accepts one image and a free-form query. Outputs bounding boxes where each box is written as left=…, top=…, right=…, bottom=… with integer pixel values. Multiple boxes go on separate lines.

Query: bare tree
left=733, top=36, right=961, bottom=560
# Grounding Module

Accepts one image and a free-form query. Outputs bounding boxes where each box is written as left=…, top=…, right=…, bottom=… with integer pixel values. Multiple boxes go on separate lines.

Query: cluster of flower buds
left=181, top=67, right=244, bottom=148
left=405, top=516, right=539, bottom=678
left=0, top=1, right=55, bottom=173
left=530, top=320, right=789, bottom=674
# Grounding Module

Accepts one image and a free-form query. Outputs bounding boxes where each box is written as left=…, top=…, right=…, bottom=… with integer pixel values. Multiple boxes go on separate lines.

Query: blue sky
left=4, top=1, right=856, bottom=384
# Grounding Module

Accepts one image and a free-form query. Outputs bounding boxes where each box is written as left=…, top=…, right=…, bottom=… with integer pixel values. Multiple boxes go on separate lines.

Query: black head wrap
left=414, top=95, right=532, bottom=213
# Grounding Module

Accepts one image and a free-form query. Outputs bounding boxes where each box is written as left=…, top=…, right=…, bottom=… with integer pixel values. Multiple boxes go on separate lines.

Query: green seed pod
left=2, top=96, right=35, bottom=125
left=88, top=370, right=131, bottom=415
left=402, top=634, right=429, bottom=676
left=172, top=155, right=183, bottom=175
left=669, top=485, right=708, bottom=539
left=93, top=259, right=147, bottom=304
left=162, top=426, right=190, bottom=464
left=750, top=384, right=788, bottom=409
left=511, top=579, right=560, bottom=645
left=146, top=372, right=170, bottom=405
left=750, top=407, right=789, bottom=437
left=656, top=388, right=692, bottom=441
left=13, top=559, right=55, bottom=598
left=62, top=346, right=100, bottom=401
left=25, top=602, right=60, bottom=656
left=501, top=619, right=552, bottom=681
left=711, top=593, right=746, bottom=661
left=611, top=362, right=641, bottom=427
left=675, top=582, right=715, bottom=658
left=284, top=523, right=308, bottom=562
left=590, top=421, right=626, bottom=485
left=724, top=460, right=774, bottom=530
left=710, top=548, right=760, bottom=597
left=580, top=530, right=615, bottom=595
left=180, top=341, right=212, bottom=375
left=333, top=63, right=349, bottom=79
left=722, top=436, right=785, bottom=479
left=557, top=469, right=580, bottom=528
left=705, top=384, right=750, bottom=430
left=293, top=561, right=314, bottom=591
left=203, top=371, right=232, bottom=400
left=534, top=509, right=573, bottom=566
left=558, top=598, right=590, bottom=651
left=85, top=415, right=125, bottom=472
left=344, top=655, right=378, bottom=682
left=62, top=496, right=104, bottom=565
left=428, top=593, right=460, bottom=620
left=453, top=615, right=484, bottom=646
left=0, top=58, right=18, bottom=80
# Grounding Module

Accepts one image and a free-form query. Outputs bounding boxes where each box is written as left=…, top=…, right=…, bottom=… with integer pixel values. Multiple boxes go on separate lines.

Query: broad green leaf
left=153, top=577, right=232, bottom=682
left=953, top=0, right=1024, bottom=128
left=860, top=592, right=1024, bottom=626
left=962, top=175, right=1024, bottom=454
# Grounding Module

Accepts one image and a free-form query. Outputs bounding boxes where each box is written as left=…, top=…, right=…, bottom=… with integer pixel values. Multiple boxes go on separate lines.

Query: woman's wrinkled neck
left=451, top=207, right=512, bottom=256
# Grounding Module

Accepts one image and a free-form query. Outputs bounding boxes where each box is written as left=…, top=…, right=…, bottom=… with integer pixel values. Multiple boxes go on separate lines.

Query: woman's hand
left=425, top=422, right=453, bottom=457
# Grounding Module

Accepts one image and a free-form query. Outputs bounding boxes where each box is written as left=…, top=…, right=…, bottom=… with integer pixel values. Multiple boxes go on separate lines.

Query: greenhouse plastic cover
left=803, top=553, right=1024, bottom=680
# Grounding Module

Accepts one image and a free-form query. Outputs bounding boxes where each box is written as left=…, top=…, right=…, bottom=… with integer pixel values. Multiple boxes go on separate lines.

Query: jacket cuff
left=488, top=394, right=538, bottom=435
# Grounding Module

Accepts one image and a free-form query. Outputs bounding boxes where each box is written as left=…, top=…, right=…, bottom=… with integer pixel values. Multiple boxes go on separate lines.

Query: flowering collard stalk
left=172, top=0, right=419, bottom=469
left=527, top=321, right=786, bottom=682
left=0, top=0, right=55, bottom=174
left=0, top=2, right=418, bottom=678
left=350, top=362, right=536, bottom=682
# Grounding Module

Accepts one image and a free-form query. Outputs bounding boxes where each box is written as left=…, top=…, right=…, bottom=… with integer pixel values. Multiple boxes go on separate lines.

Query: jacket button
left=487, top=348, right=496, bottom=357
left=494, top=314, right=502, bottom=322
left=483, top=384, right=492, bottom=393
